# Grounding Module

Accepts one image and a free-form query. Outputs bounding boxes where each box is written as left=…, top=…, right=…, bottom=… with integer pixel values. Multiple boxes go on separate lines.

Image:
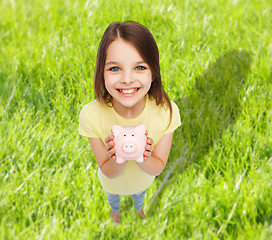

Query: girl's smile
left=104, top=38, right=153, bottom=118
left=117, top=87, right=140, bottom=96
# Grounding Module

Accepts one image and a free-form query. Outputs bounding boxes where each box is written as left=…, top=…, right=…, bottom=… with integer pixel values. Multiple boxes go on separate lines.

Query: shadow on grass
left=147, top=49, right=252, bottom=215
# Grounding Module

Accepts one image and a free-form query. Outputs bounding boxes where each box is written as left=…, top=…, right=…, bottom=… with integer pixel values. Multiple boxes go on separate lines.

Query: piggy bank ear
left=135, top=124, right=146, bottom=133
left=112, top=125, right=123, bottom=135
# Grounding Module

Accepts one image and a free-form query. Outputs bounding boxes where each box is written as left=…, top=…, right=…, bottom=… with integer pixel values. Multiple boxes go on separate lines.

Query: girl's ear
left=135, top=124, right=146, bottom=134
left=112, top=125, right=123, bottom=135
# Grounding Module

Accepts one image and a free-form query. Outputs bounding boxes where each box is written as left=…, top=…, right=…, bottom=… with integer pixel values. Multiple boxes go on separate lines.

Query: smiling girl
left=79, top=21, right=181, bottom=224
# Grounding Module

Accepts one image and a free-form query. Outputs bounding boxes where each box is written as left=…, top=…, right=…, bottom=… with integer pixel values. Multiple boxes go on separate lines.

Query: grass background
left=0, top=0, right=272, bottom=239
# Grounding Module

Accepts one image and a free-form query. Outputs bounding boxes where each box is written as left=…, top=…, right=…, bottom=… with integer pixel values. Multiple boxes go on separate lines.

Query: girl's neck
left=112, top=96, right=146, bottom=119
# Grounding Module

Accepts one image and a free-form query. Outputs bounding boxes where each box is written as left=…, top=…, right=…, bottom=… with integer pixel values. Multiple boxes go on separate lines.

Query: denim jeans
left=107, top=190, right=146, bottom=212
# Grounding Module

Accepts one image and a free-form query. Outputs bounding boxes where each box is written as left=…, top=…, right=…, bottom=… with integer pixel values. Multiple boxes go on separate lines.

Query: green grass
left=0, top=0, right=271, bottom=239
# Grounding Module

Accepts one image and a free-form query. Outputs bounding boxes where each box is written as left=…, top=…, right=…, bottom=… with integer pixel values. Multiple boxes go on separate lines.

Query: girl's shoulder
left=80, top=99, right=108, bottom=114
left=148, top=96, right=179, bottom=114
left=147, top=96, right=181, bottom=127
left=79, top=99, right=111, bottom=124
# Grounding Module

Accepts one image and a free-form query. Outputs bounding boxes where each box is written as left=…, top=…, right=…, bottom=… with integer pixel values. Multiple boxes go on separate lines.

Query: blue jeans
left=107, top=190, right=146, bottom=212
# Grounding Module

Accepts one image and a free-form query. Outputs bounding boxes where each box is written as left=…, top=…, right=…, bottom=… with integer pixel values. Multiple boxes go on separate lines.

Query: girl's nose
left=121, top=71, right=135, bottom=84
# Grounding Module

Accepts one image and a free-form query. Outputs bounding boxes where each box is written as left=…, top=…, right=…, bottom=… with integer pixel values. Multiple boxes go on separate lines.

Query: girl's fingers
left=106, top=146, right=116, bottom=160
left=144, top=136, right=154, bottom=160
left=105, top=134, right=116, bottom=160
left=145, top=137, right=154, bottom=151
left=108, top=148, right=116, bottom=158
left=105, top=134, right=114, bottom=144
left=105, top=140, right=115, bottom=151
left=144, top=150, right=151, bottom=157
left=146, top=137, right=153, bottom=145
left=145, top=144, right=154, bottom=152
left=144, top=150, right=152, bottom=159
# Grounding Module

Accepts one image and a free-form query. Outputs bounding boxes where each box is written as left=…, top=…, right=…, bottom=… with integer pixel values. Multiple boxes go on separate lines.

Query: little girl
left=79, top=21, right=181, bottom=224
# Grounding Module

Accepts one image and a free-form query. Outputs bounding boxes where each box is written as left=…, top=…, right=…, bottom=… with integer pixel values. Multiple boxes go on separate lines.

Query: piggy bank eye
left=132, top=134, right=134, bottom=137
left=124, top=134, right=126, bottom=137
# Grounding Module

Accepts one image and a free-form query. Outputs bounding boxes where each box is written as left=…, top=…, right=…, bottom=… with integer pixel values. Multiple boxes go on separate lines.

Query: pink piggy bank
left=112, top=125, right=146, bottom=164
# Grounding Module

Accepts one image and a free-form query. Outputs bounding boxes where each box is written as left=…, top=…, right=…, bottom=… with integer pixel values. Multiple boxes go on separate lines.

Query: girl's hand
left=144, top=131, right=154, bottom=160
left=105, top=134, right=116, bottom=161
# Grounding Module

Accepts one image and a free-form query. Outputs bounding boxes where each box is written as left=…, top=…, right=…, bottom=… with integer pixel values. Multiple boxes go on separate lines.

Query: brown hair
left=93, top=21, right=172, bottom=121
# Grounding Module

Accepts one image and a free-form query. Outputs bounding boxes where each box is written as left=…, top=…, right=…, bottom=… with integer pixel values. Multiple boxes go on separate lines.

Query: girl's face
left=104, top=38, right=153, bottom=117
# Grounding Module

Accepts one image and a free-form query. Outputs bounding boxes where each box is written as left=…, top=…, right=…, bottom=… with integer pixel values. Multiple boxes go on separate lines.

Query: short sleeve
left=78, top=105, right=99, bottom=138
left=163, top=101, right=181, bottom=134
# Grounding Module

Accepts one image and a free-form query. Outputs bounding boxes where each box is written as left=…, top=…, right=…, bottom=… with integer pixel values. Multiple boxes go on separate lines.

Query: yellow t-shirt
left=79, top=95, right=181, bottom=195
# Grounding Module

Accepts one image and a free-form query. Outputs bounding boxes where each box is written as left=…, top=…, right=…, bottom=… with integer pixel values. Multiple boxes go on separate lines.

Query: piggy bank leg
left=136, top=157, right=144, bottom=163
left=116, top=157, right=125, bottom=164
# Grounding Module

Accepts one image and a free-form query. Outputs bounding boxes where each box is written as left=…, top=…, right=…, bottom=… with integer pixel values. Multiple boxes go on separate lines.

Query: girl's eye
left=110, top=67, right=120, bottom=72
left=136, top=66, right=146, bottom=71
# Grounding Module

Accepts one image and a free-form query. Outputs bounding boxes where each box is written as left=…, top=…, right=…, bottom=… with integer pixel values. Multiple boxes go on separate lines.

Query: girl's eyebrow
left=105, top=61, right=119, bottom=66
left=135, top=61, right=147, bottom=65
left=105, top=60, right=147, bottom=66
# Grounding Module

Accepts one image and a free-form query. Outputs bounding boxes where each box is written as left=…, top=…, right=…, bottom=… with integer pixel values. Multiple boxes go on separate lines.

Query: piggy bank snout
left=122, top=142, right=137, bottom=153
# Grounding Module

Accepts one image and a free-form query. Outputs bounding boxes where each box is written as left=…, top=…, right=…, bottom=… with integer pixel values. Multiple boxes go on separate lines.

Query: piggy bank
left=112, top=125, right=146, bottom=164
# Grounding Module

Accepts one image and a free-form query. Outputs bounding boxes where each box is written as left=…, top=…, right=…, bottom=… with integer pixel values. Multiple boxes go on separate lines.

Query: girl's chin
left=112, top=95, right=146, bottom=109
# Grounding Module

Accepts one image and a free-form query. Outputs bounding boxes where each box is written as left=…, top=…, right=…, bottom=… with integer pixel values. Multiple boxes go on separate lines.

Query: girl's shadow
left=147, top=49, right=252, bottom=214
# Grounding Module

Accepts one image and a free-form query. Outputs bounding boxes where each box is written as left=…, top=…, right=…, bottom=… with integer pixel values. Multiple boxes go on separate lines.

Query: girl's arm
left=136, top=132, right=174, bottom=176
left=88, top=136, right=127, bottom=179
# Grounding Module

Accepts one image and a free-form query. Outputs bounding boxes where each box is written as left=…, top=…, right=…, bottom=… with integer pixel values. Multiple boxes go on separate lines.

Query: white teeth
left=119, top=88, right=138, bottom=94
